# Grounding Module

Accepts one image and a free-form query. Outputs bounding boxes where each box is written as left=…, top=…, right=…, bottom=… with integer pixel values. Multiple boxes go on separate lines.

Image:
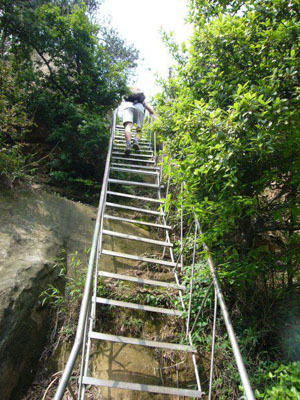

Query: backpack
left=124, top=90, right=146, bottom=105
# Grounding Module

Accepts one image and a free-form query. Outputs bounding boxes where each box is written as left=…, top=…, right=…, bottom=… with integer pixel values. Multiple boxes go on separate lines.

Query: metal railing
left=196, top=217, right=254, bottom=400
left=157, top=184, right=203, bottom=396
left=53, top=109, right=117, bottom=400
left=160, top=158, right=255, bottom=400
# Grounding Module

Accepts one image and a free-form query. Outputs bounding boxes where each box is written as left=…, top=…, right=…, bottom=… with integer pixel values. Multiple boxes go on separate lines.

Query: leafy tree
left=99, top=23, right=139, bottom=81
left=52, top=0, right=103, bottom=15
left=153, top=0, right=299, bottom=394
left=0, top=0, right=138, bottom=198
left=0, top=60, right=34, bottom=186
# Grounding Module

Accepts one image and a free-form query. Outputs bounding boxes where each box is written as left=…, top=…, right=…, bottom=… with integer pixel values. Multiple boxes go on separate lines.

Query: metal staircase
left=54, top=110, right=254, bottom=400
left=80, top=119, right=202, bottom=398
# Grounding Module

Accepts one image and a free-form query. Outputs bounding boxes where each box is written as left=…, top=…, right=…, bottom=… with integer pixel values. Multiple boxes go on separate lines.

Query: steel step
left=105, top=202, right=163, bottom=215
left=89, top=331, right=195, bottom=352
left=107, top=191, right=163, bottom=203
left=102, top=229, right=172, bottom=247
left=110, top=167, right=158, bottom=176
left=111, top=163, right=159, bottom=170
left=115, top=134, right=145, bottom=140
left=98, top=270, right=186, bottom=290
left=113, top=141, right=151, bottom=146
left=114, top=134, right=148, bottom=138
left=113, top=145, right=152, bottom=151
left=104, top=214, right=171, bottom=230
left=108, top=179, right=159, bottom=189
left=112, top=152, right=153, bottom=158
left=114, top=136, right=148, bottom=141
left=113, top=148, right=152, bottom=153
left=111, top=157, right=155, bottom=164
left=112, top=148, right=153, bottom=152
left=95, top=297, right=182, bottom=316
left=114, top=141, right=150, bottom=146
left=82, top=377, right=202, bottom=398
left=101, top=249, right=178, bottom=268
left=114, top=135, right=148, bottom=140
left=113, top=139, right=153, bottom=146
left=114, top=136, right=148, bottom=140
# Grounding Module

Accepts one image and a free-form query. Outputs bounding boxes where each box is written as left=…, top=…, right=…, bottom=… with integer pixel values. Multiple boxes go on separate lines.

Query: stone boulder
left=0, top=189, right=96, bottom=399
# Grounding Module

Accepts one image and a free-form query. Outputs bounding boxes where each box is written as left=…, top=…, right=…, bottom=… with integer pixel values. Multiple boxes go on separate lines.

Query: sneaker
left=124, top=147, right=131, bottom=157
left=133, top=142, right=140, bottom=152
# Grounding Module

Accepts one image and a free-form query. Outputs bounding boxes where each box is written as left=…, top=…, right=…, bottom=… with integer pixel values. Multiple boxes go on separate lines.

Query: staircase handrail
left=194, top=217, right=255, bottom=400
left=53, top=109, right=117, bottom=400
left=162, top=158, right=255, bottom=399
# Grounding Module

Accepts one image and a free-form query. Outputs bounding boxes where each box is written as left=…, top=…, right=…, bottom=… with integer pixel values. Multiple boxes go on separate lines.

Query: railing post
left=149, top=114, right=153, bottom=148
left=180, top=182, right=184, bottom=272
left=186, top=221, right=197, bottom=337
left=154, top=129, right=157, bottom=159
left=78, top=301, right=90, bottom=397
left=190, top=281, right=213, bottom=334
left=208, top=289, right=218, bottom=400
left=162, top=174, right=171, bottom=260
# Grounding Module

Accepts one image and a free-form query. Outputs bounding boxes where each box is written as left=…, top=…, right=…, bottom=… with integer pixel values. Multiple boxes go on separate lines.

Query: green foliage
left=154, top=0, right=299, bottom=306
left=255, top=362, right=300, bottom=399
left=40, top=250, right=86, bottom=311
left=0, top=0, right=138, bottom=196
left=122, top=316, right=144, bottom=333
left=0, top=60, right=35, bottom=186
left=40, top=249, right=95, bottom=336
left=154, top=0, right=299, bottom=395
left=180, top=261, right=211, bottom=316
left=111, top=287, right=173, bottom=309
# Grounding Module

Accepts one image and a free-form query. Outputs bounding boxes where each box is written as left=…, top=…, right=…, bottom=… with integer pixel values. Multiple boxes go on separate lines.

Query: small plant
left=124, top=290, right=173, bottom=308
left=41, top=284, right=65, bottom=310
left=255, top=362, right=300, bottom=399
left=40, top=252, right=67, bottom=308
left=40, top=249, right=89, bottom=337
left=121, top=316, right=144, bottom=335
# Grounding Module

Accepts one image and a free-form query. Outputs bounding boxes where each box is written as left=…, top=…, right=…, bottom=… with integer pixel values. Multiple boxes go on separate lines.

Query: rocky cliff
left=0, top=189, right=96, bottom=399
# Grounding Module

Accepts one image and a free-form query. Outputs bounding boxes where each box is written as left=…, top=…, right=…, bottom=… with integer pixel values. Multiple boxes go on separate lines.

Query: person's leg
left=133, top=110, right=144, bottom=152
left=134, top=128, right=141, bottom=142
left=133, top=129, right=141, bottom=152
left=124, top=122, right=133, bottom=156
left=124, top=121, right=133, bottom=142
left=122, top=107, right=134, bottom=156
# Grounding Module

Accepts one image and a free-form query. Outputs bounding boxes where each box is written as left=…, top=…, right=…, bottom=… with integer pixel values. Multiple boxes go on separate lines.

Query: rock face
left=0, top=189, right=96, bottom=399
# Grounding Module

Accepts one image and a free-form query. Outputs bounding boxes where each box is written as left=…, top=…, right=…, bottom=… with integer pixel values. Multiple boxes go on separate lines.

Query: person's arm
left=143, top=101, right=154, bottom=115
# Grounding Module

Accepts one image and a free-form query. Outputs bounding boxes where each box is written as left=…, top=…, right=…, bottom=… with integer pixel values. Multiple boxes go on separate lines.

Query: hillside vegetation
left=1, top=0, right=299, bottom=397
left=153, top=0, right=299, bottom=397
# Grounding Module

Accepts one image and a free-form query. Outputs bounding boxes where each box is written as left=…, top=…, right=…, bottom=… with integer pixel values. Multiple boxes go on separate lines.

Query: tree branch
left=33, top=47, right=67, bottom=96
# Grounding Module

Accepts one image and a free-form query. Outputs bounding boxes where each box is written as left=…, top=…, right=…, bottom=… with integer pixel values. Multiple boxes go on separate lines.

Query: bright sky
left=98, top=0, right=193, bottom=99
